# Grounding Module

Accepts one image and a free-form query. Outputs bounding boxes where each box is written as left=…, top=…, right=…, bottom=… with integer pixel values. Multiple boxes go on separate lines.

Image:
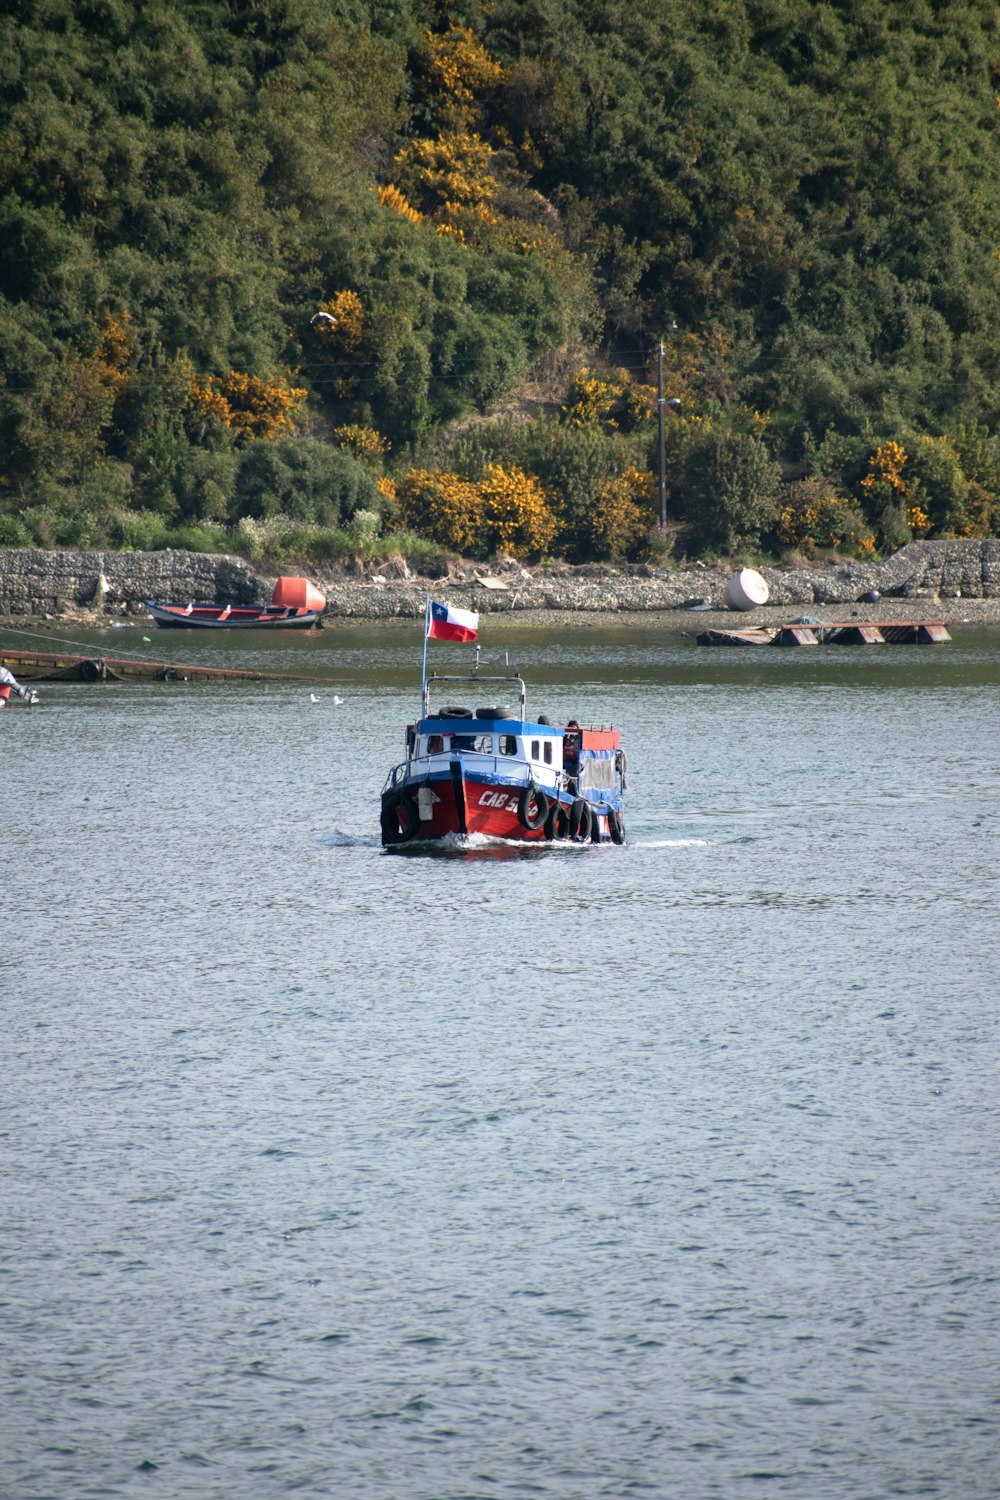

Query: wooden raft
left=697, top=621, right=952, bottom=648
left=0, top=647, right=324, bottom=683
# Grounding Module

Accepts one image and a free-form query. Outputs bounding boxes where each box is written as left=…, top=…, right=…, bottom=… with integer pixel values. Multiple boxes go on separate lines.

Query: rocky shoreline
left=2, top=539, right=1000, bottom=632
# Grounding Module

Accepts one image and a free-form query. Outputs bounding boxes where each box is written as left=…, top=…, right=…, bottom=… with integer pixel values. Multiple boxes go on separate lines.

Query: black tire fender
left=607, top=807, right=625, bottom=845
left=381, top=790, right=419, bottom=845
left=518, top=784, right=549, bottom=831
left=569, top=798, right=593, bottom=842
left=544, top=801, right=569, bottom=840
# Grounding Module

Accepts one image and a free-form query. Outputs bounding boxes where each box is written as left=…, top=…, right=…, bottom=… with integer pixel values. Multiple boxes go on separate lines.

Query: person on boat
left=0, top=666, right=39, bottom=707
left=563, top=719, right=581, bottom=791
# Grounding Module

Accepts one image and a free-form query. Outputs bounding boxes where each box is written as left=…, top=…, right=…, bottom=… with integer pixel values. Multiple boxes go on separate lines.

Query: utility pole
left=657, top=337, right=667, bottom=529
left=657, top=324, right=681, bottom=529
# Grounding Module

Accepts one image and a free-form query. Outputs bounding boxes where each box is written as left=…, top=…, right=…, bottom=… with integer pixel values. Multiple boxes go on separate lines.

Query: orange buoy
left=271, top=576, right=326, bottom=611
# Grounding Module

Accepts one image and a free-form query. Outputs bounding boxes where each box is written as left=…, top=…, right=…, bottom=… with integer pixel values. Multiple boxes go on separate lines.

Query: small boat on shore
left=380, top=601, right=626, bottom=847
left=146, top=576, right=325, bottom=630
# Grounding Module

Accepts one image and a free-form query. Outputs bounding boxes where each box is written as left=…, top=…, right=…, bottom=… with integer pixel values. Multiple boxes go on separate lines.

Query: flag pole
left=421, top=593, right=430, bottom=711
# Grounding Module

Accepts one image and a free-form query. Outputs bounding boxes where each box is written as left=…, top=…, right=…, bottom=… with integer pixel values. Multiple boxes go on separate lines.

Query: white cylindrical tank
left=724, top=568, right=770, bottom=611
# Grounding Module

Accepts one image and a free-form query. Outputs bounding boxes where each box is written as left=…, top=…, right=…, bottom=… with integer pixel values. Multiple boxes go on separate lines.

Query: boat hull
left=146, top=602, right=322, bottom=629
left=380, top=771, right=623, bottom=846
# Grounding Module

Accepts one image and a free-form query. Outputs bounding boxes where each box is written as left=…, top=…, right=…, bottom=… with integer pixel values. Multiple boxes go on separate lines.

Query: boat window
left=499, top=734, right=517, bottom=755
left=427, top=734, right=444, bottom=754
left=544, top=742, right=553, bottom=765
left=531, top=739, right=540, bottom=759
left=474, top=734, right=493, bottom=753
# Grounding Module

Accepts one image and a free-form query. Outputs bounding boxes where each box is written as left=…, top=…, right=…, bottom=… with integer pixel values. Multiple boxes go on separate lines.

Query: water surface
left=3, top=619, right=999, bottom=1499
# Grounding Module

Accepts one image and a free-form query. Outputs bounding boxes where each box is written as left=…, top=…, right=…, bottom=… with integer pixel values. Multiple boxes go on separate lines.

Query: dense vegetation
left=3, top=0, right=1000, bottom=567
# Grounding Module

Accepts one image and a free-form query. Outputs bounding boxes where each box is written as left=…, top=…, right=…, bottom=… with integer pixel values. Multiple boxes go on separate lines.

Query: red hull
left=381, top=775, right=618, bottom=846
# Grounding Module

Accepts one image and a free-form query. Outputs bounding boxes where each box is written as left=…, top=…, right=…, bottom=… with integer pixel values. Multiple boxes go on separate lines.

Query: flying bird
left=310, top=312, right=336, bottom=327
left=333, top=695, right=344, bottom=705
left=310, top=693, right=321, bottom=703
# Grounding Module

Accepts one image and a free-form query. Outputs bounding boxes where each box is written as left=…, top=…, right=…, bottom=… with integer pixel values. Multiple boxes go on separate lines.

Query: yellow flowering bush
left=396, top=468, right=485, bottom=554
left=860, top=438, right=940, bottom=537
left=778, top=477, right=876, bottom=556
left=585, top=467, right=658, bottom=560
left=426, top=26, right=503, bottom=127
left=333, top=424, right=389, bottom=464
left=396, top=465, right=558, bottom=559
left=190, top=371, right=306, bottom=440
left=394, top=132, right=497, bottom=212
left=314, top=290, right=364, bottom=351
left=434, top=200, right=499, bottom=246
left=861, top=440, right=909, bottom=501
left=93, top=311, right=134, bottom=393
left=564, top=368, right=658, bottom=431
left=479, top=463, right=559, bottom=559
left=376, top=183, right=424, bottom=224
left=564, top=370, right=622, bottom=427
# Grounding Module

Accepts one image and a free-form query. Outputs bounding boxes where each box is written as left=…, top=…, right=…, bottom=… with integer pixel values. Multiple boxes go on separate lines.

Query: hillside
left=2, top=0, right=1000, bottom=565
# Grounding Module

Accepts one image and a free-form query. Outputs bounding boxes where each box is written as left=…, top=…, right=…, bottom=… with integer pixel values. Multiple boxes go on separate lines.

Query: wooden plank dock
left=0, top=646, right=324, bottom=683
left=696, top=627, right=777, bottom=647
left=697, top=621, right=952, bottom=648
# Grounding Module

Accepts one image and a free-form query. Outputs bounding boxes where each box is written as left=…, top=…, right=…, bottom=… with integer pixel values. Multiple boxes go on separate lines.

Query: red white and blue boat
left=379, top=599, right=626, bottom=846
left=146, top=576, right=325, bottom=630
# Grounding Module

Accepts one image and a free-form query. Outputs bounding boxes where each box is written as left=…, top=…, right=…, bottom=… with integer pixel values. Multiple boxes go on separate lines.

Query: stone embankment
left=1, top=539, right=999, bottom=627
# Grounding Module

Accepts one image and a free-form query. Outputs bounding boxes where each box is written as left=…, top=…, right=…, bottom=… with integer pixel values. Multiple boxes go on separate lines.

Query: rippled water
left=3, top=619, right=1000, bottom=1499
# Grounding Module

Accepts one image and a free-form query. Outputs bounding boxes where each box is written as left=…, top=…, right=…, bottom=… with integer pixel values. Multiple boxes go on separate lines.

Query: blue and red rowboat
left=380, top=655, right=626, bottom=847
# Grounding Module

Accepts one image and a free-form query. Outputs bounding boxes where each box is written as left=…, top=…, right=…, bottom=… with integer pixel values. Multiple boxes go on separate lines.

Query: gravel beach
left=2, top=539, right=1000, bottom=632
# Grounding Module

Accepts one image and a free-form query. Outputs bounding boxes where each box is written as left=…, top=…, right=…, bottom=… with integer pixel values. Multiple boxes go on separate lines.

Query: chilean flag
left=427, top=599, right=479, bottom=643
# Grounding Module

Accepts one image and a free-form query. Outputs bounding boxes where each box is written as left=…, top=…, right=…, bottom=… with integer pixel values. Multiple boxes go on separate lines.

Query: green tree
left=674, top=428, right=781, bottom=554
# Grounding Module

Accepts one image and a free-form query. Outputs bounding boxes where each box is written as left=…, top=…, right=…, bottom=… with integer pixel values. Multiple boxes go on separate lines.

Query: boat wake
left=633, top=838, right=709, bottom=848
left=381, top=830, right=571, bottom=859
left=319, top=829, right=380, bottom=847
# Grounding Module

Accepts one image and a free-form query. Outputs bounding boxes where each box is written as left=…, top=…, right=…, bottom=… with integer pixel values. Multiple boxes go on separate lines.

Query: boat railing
left=385, top=744, right=562, bottom=798
left=422, top=668, right=526, bottom=721
left=382, top=761, right=411, bottom=794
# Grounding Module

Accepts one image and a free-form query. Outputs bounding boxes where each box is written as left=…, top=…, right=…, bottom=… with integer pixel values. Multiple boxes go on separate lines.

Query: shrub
left=106, top=509, right=175, bottom=551
left=479, top=463, right=559, bottom=559
left=395, top=469, right=485, bottom=554
left=563, top=368, right=656, bottom=432
left=904, top=435, right=974, bottom=537
left=673, top=429, right=781, bottom=554
left=0, top=512, right=33, bottom=546
left=234, top=439, right=380, bottom=527
left=519, top=417, right=635, bottom=543
left=190, top=371, right=307, bottom=441
left=776, top=476, right=876, bottom=556
left=584, top=467, right=658, bottom=561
